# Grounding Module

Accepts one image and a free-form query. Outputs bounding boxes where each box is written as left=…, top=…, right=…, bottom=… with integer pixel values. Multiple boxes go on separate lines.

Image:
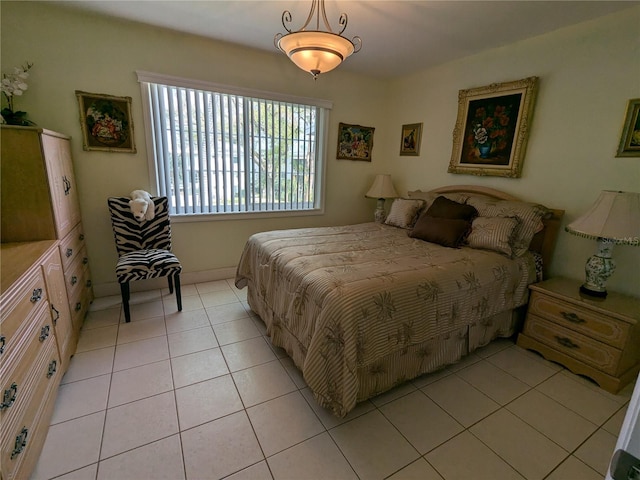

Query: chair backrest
left=107, top=196, right=172, bottom=255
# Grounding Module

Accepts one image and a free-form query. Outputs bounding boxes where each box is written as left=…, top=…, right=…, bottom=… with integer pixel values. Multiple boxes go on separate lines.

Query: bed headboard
left=424, top=185, right=565, bottom=277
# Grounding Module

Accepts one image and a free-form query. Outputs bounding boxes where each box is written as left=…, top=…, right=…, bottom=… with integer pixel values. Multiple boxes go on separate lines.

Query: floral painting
left=449, top=77, right=538, bottom=178
left=616, top=98, right=640, bottom=157
left=75, top=91, right=136, bottom=153
left=336, top=123, right=375, bottom=161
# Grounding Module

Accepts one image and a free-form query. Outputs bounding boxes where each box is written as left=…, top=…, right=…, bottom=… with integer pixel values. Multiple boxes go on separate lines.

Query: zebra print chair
left=107, top=196, right=182, bottom=322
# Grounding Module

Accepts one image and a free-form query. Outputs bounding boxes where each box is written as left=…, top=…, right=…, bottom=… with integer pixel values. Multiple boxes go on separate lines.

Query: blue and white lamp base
left=580, top=238, right=615, bottom=298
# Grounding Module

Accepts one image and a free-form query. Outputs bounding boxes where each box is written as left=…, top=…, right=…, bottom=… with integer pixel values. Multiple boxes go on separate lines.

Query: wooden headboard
left=424, top=185, right=565, bottom=277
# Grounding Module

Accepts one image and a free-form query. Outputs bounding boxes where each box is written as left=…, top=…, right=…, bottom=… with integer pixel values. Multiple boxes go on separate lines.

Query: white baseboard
left=93, top=266, right=237, bottom=298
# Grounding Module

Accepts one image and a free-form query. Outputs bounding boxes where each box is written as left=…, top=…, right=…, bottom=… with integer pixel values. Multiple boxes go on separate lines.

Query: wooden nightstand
left=517, top=277, right=640, bottom=393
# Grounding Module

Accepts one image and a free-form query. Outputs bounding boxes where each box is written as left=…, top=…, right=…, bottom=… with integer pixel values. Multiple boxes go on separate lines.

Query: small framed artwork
left=448, top=76, right=538, bottom=178
left=616, top=98, right=640, bottom=157
left=336, top=122, right=375, bottom=161
left=75, top=91, right=136, bottom=153
left=399, top=123, right=422, bottom=156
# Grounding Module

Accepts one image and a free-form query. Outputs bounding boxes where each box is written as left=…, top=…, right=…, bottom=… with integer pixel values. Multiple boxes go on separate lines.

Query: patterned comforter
left=235, top=222, right=536, bottom=416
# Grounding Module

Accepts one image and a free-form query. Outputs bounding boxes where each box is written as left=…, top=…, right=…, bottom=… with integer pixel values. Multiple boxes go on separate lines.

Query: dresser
left=517, top=277, right=640, bottom=393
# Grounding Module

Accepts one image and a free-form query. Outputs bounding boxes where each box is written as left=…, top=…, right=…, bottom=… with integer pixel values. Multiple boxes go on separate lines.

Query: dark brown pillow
left=425, top=196, right=477, bottom=221
left=409, top=215, right=471, bottom=248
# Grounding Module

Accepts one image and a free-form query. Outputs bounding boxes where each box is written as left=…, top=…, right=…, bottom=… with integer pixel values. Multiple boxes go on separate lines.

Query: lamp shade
left=365, top=174, right=398, bottom=199
left=277, top=31, right=355, bottom=76
left=565, top=190, right=640, bottom=246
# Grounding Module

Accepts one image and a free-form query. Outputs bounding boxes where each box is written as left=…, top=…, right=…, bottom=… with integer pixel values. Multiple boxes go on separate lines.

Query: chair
left=107, top=196, right=182, bottom=322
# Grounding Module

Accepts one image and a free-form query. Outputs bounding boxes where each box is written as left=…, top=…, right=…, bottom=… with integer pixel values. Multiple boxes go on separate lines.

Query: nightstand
left=517, top=277, right=640, bottom=393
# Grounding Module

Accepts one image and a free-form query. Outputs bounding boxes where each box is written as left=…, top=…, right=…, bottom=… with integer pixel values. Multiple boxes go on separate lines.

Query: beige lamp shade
left=365, top=174, right=398, bottom=199
left=277, top=31, right=355, bottom=77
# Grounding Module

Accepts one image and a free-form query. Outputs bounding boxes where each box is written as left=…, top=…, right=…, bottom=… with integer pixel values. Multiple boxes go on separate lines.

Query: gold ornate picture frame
left=448, top=76, right=538, bottom=178
left=616, top=98, right=640, bottom=157
left=76, top=91, right=136, bottom=153
left=399, top=123, right=422, bottom=156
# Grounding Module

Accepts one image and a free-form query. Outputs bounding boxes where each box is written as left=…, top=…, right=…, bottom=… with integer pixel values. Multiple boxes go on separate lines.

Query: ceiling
left=53, top=1, right=634, bottom=79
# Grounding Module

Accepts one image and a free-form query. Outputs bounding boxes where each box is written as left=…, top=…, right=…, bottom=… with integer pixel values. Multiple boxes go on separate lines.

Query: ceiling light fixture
left=274, top=0, right=362, bottom=80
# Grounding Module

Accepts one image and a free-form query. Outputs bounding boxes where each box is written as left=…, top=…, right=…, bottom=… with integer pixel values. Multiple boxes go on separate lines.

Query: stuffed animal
left=129, top=190, right=155, bottom=222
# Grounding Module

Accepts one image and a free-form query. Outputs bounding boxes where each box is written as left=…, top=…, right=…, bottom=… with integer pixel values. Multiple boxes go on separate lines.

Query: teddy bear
left=129, top=190, right=155, bottom=222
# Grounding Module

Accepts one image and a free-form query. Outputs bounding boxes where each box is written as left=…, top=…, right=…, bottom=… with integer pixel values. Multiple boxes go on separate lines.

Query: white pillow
left=384, top=198, right=424, bottom=229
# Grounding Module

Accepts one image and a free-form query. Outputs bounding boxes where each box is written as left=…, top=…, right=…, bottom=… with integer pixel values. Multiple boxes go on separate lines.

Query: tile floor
left=31, top=279, right=633, bottom=480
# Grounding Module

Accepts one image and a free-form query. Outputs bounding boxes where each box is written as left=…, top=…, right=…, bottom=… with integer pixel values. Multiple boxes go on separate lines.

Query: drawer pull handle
left=0, top=335, right=5, bottom=355
left=71, top=276, right=78, bottom=286
left=79, top=233, right=85, bottom=241
left=51, top=305, right=60, bottom=326
left=1, top=383, right=18, bottom=410
left=75, top=302, right=82, bottom=312
left=66, top=248, right=73, bottom=258
left=39, top=325, right=50, bottom=342
left=11, top=427, right=28, bottom=459
left=62, top=175, right=72, bottom=196
left=30, top=288, right=43, bottom=303
left=560, top=311, right=586, bottom=324
left=86, top=279, right=92, bottom=288
left=555, top=336, right=580, bottom=349
left=47, top=360, right=57, bottom=378
left=83, top=257, right=89, bottom=265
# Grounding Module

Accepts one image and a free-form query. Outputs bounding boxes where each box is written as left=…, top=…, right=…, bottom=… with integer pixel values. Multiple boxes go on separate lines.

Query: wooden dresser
left=1, top=126, right=93, bottom=479
left=517, top=277, right=640, bottom=393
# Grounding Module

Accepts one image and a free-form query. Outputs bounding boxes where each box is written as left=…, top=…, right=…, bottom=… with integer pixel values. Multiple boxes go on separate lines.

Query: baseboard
left=93, top=266, right=237, bottom=298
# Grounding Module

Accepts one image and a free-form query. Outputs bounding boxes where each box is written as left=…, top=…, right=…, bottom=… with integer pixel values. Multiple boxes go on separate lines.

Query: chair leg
left=174, top=274, right=182, bottom=312
left=167, top=276, right=174, bottom=294
left=120, top=282, right=131, bottom=323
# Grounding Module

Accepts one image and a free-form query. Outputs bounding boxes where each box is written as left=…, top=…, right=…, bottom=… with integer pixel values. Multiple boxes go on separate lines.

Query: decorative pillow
left=466, top=196, right=550, bottom=257
left=409, top=215, right=471, bottom=248
left=407, top=191, right=468, bottom=210
left=425, top=196, right=478, bottom=221
left=466, top=216, right=519, bottom=257
left=384, top=198, right=425, bottom=229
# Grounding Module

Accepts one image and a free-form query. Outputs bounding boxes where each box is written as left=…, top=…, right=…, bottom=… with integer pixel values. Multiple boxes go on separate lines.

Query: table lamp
left=365, top=174, right=398, bottom=223
left=565, top=190, right=640, bottom=297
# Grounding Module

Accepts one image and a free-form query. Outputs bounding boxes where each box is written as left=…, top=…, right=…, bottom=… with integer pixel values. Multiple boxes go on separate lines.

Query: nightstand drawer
left=524, top=315, right=621, bottom=376
left=529, top=291, right=629, bottom=349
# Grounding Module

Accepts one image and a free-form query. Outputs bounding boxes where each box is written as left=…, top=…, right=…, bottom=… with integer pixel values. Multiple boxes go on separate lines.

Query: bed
left=235, top=185, right=564, bottom=417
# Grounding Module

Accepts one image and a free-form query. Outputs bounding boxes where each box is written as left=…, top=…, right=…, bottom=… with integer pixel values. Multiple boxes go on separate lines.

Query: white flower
left=2, top=62, right=33, bottom=100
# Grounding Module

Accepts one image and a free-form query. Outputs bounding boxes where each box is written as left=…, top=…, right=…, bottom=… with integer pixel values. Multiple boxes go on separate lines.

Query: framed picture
left=75, top=91, right=136, bottom=153
left=616, top=98, right=640, bottom=157
left=336, top=122, right=375, bottom=161
left=399, top=123, right=422, bottom=156
left=448, top=76, right=538, bottom=178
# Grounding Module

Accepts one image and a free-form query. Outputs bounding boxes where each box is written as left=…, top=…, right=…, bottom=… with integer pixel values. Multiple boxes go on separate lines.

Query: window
left=137, top=72, right=331, bottom=217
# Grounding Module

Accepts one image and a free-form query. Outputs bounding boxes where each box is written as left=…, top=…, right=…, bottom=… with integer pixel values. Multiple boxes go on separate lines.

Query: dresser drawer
left=524, top=315, right=622, bottom=376
left=528, top=291, right=630, bottom=349
left=69, top=272, right=92, bottom=334
left=64, top=246, right=90, bottom=298
left=58, top=223, right=86, bottom=271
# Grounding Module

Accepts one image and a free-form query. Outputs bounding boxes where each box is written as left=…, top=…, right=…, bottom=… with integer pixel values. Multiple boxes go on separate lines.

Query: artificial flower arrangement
left=1, top=61, right=36, bottom=126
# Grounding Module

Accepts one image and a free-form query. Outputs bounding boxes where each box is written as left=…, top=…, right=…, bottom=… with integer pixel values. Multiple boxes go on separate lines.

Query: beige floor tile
left=380, top=391, right=463, bottom=454
left=221, top=336, right=278, bottom=372
left=75, top=325, right=118, bottom=353
left=213, top=317, right=261, bottom=345
left=279, top=356, right=307, bottom=388
left=456, top=359, right=529, bottom=405
left=470, top=409, right=567, bottom=479
left=31, top=411, right=105, bottom=480
left=61, top=346, right=115, bottom=384
left=113, top=335, right=169, bottom=372
left=196, top=279, right=232, bottom=294
left=200, top=289, right=240, bottom=308
left=411, top=367, right=453, bottom=389
left=268, top=432, right=357, bottom=480
left=54, top=463, right=98, bottom=480
left=426, top=431, right=524, bottom=480
left=545, top=455, right=602, bottom=480
left=83, top=307, right=120, bottom=330
left=51, top=374, right=110, bottom=424
left=206, top=302, right=251, bottom=325
left=329, top=409, right=420, bottom=480
left=248, top=391, right=325, bottom=457
left=474, top=338, right=515, bottom=358
left=603, top=405, right=628, bottom=435
left=536, top=373, right=622, bottom=424
left=574, top=428, right=618, bottom=476
left=127, top=299, right=165, bottom=321
left=370, top=381, right=418, bottom=407
left=97, top=435, right=185, bottom=480
left=233, top=360, right=297, bottom=407
left=181, top=411, right=263, bottom=479
left=443, top=352, right=482, bottom=372
left=386, top=458, right=444, bottom=480
left=164, top=308, right=210, bottom=334
left=171, top=347, right=228, bottom=388
left=226, top=461, right=273, bottom=480
left=301, top=387, right=376, bottom=430
left=486, top=345, right=559, bottom=386
left=233, top=286, right=248, bottom=302
left=162, top=283, right=198, bottom=297
left=175, top=374, right=243, bottom=430
left=560, top=369, right=635, bottom=405
left=101, top=391, right=179, bottom=459
left=129, top=290, right=162, bottom=305
left=108, top=359, right=173, bottom=407
left=506, top=389, right=598, bottom=451
left=89, top=295, right=121, bottom=312
left=168, top=325, right=218, bottom=357
left=163, top=292, right=202, bottom=314
left=422, top=373, right=500, bottom=427
left=116, top=315, right=166, bottom=344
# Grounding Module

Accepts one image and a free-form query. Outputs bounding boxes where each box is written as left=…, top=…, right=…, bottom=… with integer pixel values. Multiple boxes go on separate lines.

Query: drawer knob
left=62, top=175, right=72, bottom=196
left=83, top=257, right=89, bottom=265
left=11, top=427, right=28, bottom=459
left=30, top=288, right=43, bottom=303
left=79, top=233, right=85, bottom=241
left=75, top=302, right=82, bottom=312
left=39, top=324, right=50, bottom=342
left=560, top=311, right=586, bottom=324
left=66, top=248, right=73, bottom=258
left=51, top=305, right=60, bottom=326
left=0, top=383, right=18, bottom=410
left=71, top=275, right=78, bottom=286
left=0, top=335, right=5, bottom=355
left=47, top=360, right=57, bottom=379
left=555, top=336, right=580, bottom=349
left=86, top=279, right=92, bottom=288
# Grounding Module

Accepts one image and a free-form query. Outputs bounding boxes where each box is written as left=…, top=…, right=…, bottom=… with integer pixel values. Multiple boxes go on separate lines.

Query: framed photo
left=616, top=98, right=640, bottom=157
left=399, top=123, right=422, bottom=156
left=75, top=91, right=136, bottom=153
left=448, top=76, right=538, bottom=178
left=336, top=122, right=375, bottom=161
